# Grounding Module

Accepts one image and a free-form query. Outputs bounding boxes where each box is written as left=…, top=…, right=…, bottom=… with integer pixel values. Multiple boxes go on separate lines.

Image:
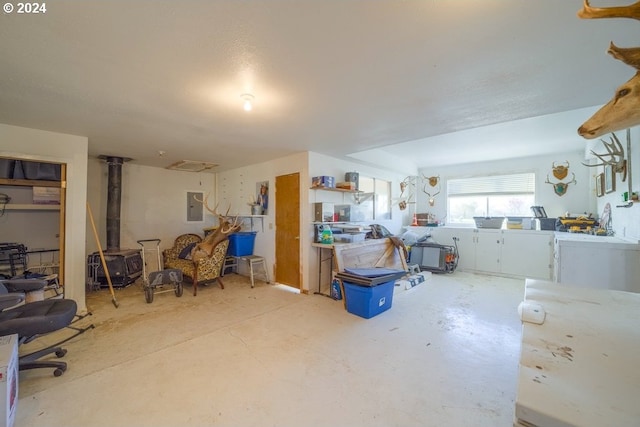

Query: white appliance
left=553, top=233, right=640, bottom=292
left=0, top=334, right=18, bottom=427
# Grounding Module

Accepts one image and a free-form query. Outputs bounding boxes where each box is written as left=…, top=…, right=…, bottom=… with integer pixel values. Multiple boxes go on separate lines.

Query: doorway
left=275, top=172, right=300, bottom=289
left=0, top=158, right=66, bottom=286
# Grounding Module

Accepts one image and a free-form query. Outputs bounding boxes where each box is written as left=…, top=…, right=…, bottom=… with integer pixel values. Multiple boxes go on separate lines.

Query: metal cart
left=137, top=239, right=183, bottom=303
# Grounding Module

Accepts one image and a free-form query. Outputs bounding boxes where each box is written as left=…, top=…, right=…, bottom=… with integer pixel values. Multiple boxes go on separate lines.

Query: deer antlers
left=191, top=194, right=242, bottom=262
left=545, top=173, right=577, bottom=197
left=581, top=132, right=628, bottom=181
left=420, top=174, right=440, bottom=206
left=578, top=0, right=640, bottom=20
left=577, top=1, right=640, bottom=138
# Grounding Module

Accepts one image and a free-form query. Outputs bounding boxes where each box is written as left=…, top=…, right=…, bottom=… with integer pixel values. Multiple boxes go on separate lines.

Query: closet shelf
left=3, top=204, right=60, bottom=211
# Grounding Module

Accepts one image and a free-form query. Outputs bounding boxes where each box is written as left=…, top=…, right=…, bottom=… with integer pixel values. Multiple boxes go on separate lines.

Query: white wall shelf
left=310, top=187, right=362, bottom=194
left=4, top=204, right=60, bottom=211
left=239, top=215, right=265, bottom=232
left=0, top=178, right=62, bottom=188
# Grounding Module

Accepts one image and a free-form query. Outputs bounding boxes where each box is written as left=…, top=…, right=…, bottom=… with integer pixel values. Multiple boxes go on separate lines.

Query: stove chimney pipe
left=99, top=155, right=131, bottom=253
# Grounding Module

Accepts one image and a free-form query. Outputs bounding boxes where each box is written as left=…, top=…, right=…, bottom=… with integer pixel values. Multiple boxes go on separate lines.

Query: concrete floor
left=15, top=271, right=524, bottom=427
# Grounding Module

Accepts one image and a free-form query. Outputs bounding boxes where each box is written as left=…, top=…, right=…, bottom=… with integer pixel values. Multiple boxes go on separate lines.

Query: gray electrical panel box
left=186, top=192, right=203, bottom=222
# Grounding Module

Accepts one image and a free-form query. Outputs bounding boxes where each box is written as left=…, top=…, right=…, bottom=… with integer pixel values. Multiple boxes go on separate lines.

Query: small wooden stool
left=239, top=255, right=270, bottom=288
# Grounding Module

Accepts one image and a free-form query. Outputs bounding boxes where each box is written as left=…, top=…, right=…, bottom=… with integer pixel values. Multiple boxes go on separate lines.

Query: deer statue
left=581, top=131, right=628, bottom=181
left=577, top=1, right=640, bottom=139
left=191, top=194, right=242, bottom=263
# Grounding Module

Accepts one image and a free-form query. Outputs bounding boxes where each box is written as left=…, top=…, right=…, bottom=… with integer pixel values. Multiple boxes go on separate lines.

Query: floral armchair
left=163, top=233, right=229, bottom=296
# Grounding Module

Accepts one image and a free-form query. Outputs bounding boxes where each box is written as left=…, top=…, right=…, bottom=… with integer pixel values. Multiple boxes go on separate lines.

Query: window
left=357, top=176, right=391, bottom=221
left=447, top=173, right=535, bottom=225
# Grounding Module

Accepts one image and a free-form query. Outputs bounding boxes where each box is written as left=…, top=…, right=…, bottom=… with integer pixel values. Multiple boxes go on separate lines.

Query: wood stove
left=87, top=156, right=143, bottom=289
left=87, top=249, right=143, bottom=288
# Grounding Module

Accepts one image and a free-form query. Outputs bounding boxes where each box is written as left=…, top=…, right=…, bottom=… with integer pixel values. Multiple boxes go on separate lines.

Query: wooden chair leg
left=193, top=270, right=198, bottom=296
left=217, top=277, right=225, bottom=289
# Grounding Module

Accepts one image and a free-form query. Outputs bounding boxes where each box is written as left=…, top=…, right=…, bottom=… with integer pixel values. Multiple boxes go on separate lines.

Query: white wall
left=307, top=152, right=411, bottom=293
left=592, top=128, right=640, bottom=241
left=86, top=158, right=216, bottom=255
left=416, top=150, right=594, bottom=225
left=215, top=151, right=309, bottom=289
left=0, top=123, right=88, bottom=311
left=215, top=151, right=411, bottom=293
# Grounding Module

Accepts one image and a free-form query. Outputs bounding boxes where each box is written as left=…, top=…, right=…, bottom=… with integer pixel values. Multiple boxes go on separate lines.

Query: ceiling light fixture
left=241, top=93, right=254, bottom=112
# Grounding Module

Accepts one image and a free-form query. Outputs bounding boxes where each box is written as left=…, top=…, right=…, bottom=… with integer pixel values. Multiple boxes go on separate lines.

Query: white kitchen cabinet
left=474, top=229, right=501, bottom=274
left=554, top=233, right=640, bottom=292
left=428, top=227, right=553, bottom=279
left=501, top=231, right=553, bottom=279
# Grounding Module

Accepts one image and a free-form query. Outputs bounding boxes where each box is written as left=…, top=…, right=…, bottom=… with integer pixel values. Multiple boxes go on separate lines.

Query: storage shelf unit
left=204, top=215, right=265, bottom=233
left=310, top=187, right=362, bottom=194
left=1, top=178, right=62, bottom=210
left=0, top=178, right=61, bottom=188
left=3, top=204, right=60, bottom=211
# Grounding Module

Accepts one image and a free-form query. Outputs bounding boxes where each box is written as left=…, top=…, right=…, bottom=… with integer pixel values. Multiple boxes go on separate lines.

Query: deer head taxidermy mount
left=552, top=161, right=570, bottom=180
left=397, top=176, right=417, bottom=210
left=420, top=174, right=440, bottom=206
left=581, top=130, right=628, bottom=181
left=577, top=1, right=640, bottom=138
left=191, top=194, right=242, bottom=262
left=545, top=173, right=577, bottom=196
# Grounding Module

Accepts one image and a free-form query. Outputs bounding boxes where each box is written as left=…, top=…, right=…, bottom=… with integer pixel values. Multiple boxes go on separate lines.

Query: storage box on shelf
left=312, top=202, right=335, bottom=222
left=311, top=176, right=335, bottom=189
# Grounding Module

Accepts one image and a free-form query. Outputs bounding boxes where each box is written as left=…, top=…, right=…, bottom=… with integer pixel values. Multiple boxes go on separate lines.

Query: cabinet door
left=501, top=232, right=552, bottom=279
left=450, top=229, right=476, bottom=271
left=474, top=229, right=501, bottom=273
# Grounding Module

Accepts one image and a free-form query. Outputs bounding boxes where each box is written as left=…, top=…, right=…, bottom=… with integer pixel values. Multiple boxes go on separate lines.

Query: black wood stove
left=87, top=156, right=143, bottom=289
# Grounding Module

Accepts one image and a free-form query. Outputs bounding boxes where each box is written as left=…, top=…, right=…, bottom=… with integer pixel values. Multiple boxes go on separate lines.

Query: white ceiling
left=1, top=0, right=639, bottom=172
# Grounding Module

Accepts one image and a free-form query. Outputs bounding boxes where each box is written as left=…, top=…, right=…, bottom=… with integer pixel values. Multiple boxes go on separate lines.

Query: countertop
left=554, top=232, right=640, bottom=247
left=515, top=279, right=640, bottom=427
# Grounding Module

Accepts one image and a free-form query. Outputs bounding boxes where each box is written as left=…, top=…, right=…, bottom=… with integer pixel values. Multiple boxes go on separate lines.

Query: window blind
left=447, top=173, right=535, bottom=197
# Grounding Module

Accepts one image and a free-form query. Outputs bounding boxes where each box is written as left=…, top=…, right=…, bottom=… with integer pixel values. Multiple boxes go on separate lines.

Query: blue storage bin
left=343, top=280, right=395, bottom=319
left=227, top=231, right=257, bottom=256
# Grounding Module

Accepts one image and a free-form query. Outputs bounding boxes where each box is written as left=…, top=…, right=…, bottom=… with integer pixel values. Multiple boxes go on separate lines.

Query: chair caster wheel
left=55, top=349, right=67, bottom=358
left=53, top=367, right=65, bottom=377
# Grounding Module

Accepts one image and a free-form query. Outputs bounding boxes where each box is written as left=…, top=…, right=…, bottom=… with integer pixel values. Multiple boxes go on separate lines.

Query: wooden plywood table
left=312, top=238, right=408, bottom=297
left=515, top=279, right=640, bottom=427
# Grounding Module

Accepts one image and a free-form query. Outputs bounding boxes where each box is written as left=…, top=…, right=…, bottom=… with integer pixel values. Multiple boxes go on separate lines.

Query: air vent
left=167, top=160, right=218, bottom=172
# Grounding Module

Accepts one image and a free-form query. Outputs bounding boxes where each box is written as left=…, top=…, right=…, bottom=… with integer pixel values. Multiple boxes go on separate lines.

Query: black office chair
left=0, top=279, right=78, bottom=377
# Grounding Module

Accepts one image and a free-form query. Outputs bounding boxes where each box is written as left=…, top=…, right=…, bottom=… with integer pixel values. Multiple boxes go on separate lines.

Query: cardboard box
left=336, top=181, right=356, bottom=190
left=313, top=202, right=334, bottom=222
left=0, top=334, right=18, bottom=427
left=311, top=176, right=335, bottom=188
left=32, top=187, right=61, bottom=205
